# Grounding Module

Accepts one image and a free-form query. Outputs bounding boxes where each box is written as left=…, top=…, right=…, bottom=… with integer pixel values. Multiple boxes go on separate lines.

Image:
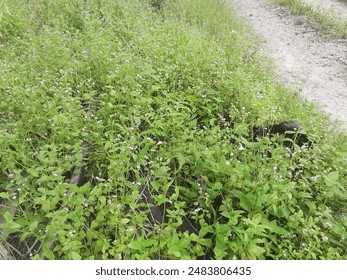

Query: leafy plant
left=0, top=0, right=346, bottom=260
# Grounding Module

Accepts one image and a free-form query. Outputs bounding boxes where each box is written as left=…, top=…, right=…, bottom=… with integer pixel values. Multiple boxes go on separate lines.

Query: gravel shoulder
left=230, top=0, right=347, bottom=131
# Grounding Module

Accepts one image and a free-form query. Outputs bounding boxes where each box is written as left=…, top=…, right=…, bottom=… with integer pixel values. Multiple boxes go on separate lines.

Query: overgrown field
left=0, top=0, right=346, bottom=260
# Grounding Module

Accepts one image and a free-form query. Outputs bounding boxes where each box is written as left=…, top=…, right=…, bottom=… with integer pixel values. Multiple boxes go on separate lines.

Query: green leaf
left=324, top=171, right=339, bottom=187
left=297, top=192, right=312, bottom=199
left=232, top=190, right=253, bottom=212
left=137, top=145, right=150, bottom=160
left=261, top=218, right=289, bottom=235
left=98, top=196, right=106, bottom=205
left=233, top=123, right=248, bottom=136
left=3, top=211, right=13, bottom=223
left=120, top=218, right=130, bottom=224
left=41, top=242, right=55, bottom=260
left=331, top=186, right=347, bottom=199
left=151, top=85, right=161, bottom=91
left=168, top=245, right=182, bottom=258
left=42, top=200, right=52, bottom=213
left=29, top=220, right=39, bottom=231
left=200, top=175, right=209, bottom=183
left=9, top=221, right=21, bottom=230
left=0, top=192, right=11, bottom=199
left=199, top=224, right=214, bottom=237
left=90, top=220, right=98, bottom=229
left=175, top=154, right=187, bottom=170
left=28, top=167, right=39, bottom=177
left=154, top=166, right=168, bottom=177
left=128, top=238, right=156, bottom=251
left=252, top=213, right=262, bottom=224
left=247, top=241, right=265, bottom=259
left=70, top=251, right=82, bottom=260
left=153, top=194, right=167, bottom=205
left=214, top=247, right=228, bottom=259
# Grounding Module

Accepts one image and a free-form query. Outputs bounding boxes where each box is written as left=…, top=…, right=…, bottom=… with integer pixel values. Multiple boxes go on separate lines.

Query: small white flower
left=225, top=160, right=231, bottom=165
left=256, top=92, right=264, bottom=99
left=311, top=175, right=321, bottom=181
left=238, top=143, right=245, bottom=151
left=324, top=222, right=332, bottom=228
left=156, top=141, right=163, bottom=145
left=322, top=236, right=329, bottom=241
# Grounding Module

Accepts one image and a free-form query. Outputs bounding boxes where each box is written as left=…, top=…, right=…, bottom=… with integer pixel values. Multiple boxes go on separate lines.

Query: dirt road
left=230, top=0, right=347, bottom=131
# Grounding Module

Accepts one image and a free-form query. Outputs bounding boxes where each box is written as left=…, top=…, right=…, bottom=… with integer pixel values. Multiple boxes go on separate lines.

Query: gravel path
left=230, top=0, right=347, bottom=130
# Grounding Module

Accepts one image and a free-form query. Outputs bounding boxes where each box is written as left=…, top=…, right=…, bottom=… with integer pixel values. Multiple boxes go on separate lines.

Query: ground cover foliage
left=0, top=0, right=346, bottom=260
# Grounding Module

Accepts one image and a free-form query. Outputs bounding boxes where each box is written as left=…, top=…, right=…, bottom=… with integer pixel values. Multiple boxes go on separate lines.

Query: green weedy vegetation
left=273, top=0, right=347, bottom=38
left=0, top=0, right=346, bottom=260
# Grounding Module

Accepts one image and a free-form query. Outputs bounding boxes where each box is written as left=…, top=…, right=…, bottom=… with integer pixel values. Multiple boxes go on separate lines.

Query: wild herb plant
left=0, top=0, right=346, bottom=260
